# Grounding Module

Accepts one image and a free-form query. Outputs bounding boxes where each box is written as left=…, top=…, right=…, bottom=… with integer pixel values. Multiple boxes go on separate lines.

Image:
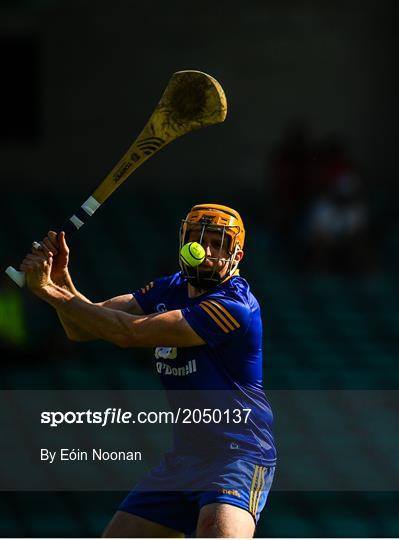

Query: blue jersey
left=134, top=271, right=276, bottom=467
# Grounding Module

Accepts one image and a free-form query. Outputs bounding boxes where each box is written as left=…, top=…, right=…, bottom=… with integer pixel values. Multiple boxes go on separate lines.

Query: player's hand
left=33, top=231, right=70, bottom=285
left=20, top=249, right=54, bottom=296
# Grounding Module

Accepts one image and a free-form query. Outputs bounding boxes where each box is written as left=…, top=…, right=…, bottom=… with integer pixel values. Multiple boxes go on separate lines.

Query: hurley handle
left=5, top=196, right=101, bottom=287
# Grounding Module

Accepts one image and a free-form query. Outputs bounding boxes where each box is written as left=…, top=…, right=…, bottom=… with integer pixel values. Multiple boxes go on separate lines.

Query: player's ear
left=235, top=250, right=244, bottom=263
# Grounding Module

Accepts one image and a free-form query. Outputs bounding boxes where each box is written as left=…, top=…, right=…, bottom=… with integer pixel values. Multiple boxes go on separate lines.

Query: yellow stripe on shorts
left=253, top=467, right=266, bottom=516
left=249, top=465, right=266, bottom=517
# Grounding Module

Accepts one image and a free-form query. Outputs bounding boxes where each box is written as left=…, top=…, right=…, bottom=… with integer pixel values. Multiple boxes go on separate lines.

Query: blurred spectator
left=304, top=158, right=376, bottom=274
left=265, top=127, right=377, bottom=274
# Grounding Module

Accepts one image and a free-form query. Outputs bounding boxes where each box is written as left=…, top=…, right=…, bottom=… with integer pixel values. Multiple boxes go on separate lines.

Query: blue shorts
left=118, top=452, right=275, bottom=535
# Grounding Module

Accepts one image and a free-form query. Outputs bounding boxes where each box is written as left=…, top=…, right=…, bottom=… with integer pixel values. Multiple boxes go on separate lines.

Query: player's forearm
left=57, top=312, right=95, bottom=341
left=53, top=270, right=96, bottom=340
left=55, top=269, right=91, bottom=302
left=39, top=284, right=136, bottom=347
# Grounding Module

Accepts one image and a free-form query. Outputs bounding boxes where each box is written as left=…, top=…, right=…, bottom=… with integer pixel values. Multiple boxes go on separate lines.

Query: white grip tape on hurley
left=81, top=196, right=101, bottom=216
left=69, top=215, right=84, bottom=229
left=5, top=266, right=26, bottom=288
left=6, top=195, right=101, bottom=288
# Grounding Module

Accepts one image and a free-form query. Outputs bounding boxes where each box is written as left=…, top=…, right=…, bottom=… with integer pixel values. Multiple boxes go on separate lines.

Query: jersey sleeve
left=133, top=274, right=174, bottom=314
left=181, top=296, right=251, bottom=348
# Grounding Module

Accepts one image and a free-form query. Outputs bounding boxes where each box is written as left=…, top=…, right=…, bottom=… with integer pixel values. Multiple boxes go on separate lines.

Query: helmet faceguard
left=179, top=204, right=245, bottom=290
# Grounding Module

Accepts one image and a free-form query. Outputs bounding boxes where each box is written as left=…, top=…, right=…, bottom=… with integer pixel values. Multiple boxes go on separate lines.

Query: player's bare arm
left=29, top=231, right=144, bottom=341
left=21, top=250, right=203, bottom=348
left=58, top=293, right=145, bottom=342
left=32, top=230, right=92, bottom=340
left=46, top=292, right=203, bottom=348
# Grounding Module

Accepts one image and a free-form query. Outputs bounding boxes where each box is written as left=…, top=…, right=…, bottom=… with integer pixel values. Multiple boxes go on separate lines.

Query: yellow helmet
left=181, top=203, right=245, bottom=251
left=179, top=203, right=245, bottom=289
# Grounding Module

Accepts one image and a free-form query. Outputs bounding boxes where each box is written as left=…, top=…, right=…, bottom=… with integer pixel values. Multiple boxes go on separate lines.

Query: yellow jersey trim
left=201, top=300, right=236, bottom=332
left=199, top=302, right=230, bottom=333
left=207, top=299, right=240, bottom=329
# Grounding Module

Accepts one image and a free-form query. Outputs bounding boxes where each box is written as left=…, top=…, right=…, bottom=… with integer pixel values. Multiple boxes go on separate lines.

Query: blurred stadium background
left=0, top=0, right=398, bottom=537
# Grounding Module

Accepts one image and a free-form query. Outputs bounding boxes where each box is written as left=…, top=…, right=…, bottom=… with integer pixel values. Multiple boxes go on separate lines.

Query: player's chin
left=198, top=261, right=214, bottom=270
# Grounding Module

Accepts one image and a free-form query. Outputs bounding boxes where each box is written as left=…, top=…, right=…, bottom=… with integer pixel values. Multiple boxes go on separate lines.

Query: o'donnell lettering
left=156, top=359, right=197, bottom=376
left=92, top=449, right=142, bottom=461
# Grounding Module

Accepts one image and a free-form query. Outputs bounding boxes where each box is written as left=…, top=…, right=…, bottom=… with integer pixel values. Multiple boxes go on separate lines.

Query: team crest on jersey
left=155, top=347, right=177, bottom=360
left=156, top=302, right=167, bottom=312
left=140, top=281, right=154, bottom=294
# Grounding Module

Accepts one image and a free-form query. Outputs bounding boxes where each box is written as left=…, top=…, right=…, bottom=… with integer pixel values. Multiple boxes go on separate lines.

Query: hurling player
left=21, top=204, right=276, bottom=538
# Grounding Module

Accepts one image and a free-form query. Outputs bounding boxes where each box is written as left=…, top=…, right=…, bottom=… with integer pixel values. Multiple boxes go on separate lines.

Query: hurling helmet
left=179, top=203, right=245, bottom=289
